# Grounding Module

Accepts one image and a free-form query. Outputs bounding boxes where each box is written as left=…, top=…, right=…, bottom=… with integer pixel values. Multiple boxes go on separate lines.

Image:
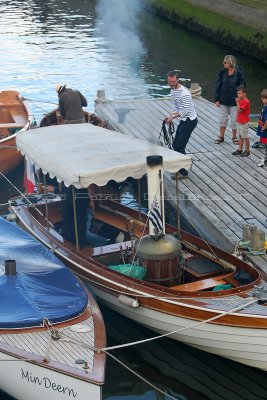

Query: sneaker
left=232, top=150, right=242, bottom=155
left=179, top=168, right=188, bottom=175
left=240, top=150, right=250, bottom=157
left=257, top=159, right=267, bottom=167
left=171, top=173, right=188, bottom=180
left=252, top=141, right=260, bottom=148
left=252, top=142, right=265, bottom=149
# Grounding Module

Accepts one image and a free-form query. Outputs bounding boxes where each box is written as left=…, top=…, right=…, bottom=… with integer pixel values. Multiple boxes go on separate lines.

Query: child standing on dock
left=232, top=86, right=250, bottom=157
left=257, top=89, right=267, bottom=167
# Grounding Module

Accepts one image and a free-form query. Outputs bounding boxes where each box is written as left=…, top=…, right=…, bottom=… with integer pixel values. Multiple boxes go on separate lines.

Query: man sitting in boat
left=55, top=84, right=87, bottom=124
left=45, top=182, right=110, bottom=247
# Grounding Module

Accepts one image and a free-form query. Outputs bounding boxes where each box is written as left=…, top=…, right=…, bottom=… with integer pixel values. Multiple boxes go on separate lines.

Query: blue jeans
left=86, top=210, right=109, bottom=246
left=173, top=117, right=198, bottom=175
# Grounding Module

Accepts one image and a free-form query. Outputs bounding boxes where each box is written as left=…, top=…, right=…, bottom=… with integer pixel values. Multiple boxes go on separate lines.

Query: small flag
left=24, top=159, right=35, bottom=193
left=148, top=197, right=163, bottom=232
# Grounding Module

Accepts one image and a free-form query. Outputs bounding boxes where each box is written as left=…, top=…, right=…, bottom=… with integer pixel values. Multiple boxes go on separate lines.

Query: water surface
left=1, top=1, right=267, bottom=399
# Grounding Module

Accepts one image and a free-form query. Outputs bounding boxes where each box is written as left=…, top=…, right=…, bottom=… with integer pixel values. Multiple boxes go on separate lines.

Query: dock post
left=242, top=224, right=257, bottom=242
left=250, top=229, right=266, bottom=252
left=95, top=90, right=106, bottom=104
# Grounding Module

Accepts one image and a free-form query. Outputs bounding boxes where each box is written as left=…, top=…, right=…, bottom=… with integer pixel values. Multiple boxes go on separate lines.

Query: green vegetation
left=143, top=0, right=267, bottom=62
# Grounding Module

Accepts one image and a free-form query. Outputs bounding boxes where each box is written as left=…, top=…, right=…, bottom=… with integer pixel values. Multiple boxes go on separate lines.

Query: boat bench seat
left=171, top=277, right=229, bottom=292
left=222, top=275, right=240, bottom=287
left=0, top=123, right=24, bottom=129
left=94, top=208, right=147, bottom=237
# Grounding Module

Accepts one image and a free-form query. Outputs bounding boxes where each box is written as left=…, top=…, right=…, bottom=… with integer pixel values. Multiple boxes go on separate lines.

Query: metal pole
left=43, top=175, right=49, bottom=229
left=72, top=186, right=79, bottom=251
left=138, top=179, right=141, bottom=221
left=175, top=173, right=180, bottom=238
left=159, top=168, right=165, bottom=234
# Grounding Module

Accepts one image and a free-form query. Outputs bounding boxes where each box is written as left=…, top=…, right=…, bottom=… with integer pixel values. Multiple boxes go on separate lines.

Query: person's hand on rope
left=165, top=112, right=177, bottom=124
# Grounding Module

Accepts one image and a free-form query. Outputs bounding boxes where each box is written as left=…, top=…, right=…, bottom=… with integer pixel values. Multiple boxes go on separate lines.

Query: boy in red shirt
left=232, top=86, right=250, bottom=157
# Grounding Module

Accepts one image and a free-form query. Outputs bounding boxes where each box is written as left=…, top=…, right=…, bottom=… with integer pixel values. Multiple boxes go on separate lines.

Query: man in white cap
left=55, top=84, right=87, bottom=124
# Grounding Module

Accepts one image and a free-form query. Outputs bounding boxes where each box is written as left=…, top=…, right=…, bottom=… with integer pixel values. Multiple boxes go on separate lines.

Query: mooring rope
left=164, top=184, right=222, bottom=262
left=0, top=145, right=17, bottom=149
left=55, top=297, right=258, bottom=355
left=98, top=297, right=258, bottom=352
left=22, top=97, right=58, bottom=113
left=0, top=298, right=258, bottom=399
left=0, top=171, right=54, bottom=228
left=104, top=350, right=180, bottom=400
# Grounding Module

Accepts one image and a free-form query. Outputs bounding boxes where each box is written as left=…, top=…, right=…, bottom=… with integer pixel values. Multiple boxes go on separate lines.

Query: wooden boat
left=0, top=216, right=106, bottom=400
left=39, top=107, right=108, bottom=128
left=0, top=90, right=35, bottom=174
left=8, top=123, right=267, bottom=372
left=103, top=306, right=267, bottom=400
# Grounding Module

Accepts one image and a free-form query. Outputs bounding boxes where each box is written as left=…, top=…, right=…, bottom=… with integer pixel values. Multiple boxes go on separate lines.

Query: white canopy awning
left=17, top=124, right=192, bottom=188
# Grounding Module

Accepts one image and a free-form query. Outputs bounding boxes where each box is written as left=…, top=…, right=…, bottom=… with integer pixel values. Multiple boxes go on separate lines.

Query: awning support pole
left=43, top=175, right=49, bottom=229
left=175, top=173, right=180, bottom=238
left=138, top=179, right=141, bottom=221
left=72, top=186, right=79, bottom=251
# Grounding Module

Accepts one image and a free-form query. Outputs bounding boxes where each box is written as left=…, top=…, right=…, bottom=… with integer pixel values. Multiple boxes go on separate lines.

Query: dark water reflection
left=0, top=0, right=266, bottom=124
left=1, top=1, right=267, bottom=399
left=102, top=306, right=267, bottom=400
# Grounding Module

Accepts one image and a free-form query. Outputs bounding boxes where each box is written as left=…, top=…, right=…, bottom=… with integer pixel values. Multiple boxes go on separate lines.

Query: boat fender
left=6, top=213, right=17, bottom=222
left=118, top=295, right=139, bottom=308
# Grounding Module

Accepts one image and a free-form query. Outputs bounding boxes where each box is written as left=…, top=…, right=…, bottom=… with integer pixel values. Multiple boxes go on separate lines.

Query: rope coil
left=158, top=119, right=175, bottom=149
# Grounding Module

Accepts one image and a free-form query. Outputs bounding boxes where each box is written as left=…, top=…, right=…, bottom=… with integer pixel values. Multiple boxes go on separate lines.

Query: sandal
left=215, top=137, right=224, bottom=144
left=232, top=137, right=239, bottom=144
left=240, top=150, right=250, bottom=157
left=232, top=149, right=242, bottom=155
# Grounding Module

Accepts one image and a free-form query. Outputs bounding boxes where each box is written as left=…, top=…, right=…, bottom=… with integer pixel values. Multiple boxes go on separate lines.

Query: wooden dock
left=95, top=91, right=267, bottom=271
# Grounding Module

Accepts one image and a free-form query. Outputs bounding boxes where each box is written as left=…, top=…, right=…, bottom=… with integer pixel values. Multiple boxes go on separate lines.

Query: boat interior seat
left=171, top=271, right=239, bottom=292
left=94, top=208, right=147, bottom=237
left=184, top=256, right=226, bottom=279
left=171, top=277, right=229, bottom=292
left=0, top=106, right=26, bottom=128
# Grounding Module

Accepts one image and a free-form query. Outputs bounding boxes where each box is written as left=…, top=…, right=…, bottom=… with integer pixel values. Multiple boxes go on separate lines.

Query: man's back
left=59, top=88, right=87, bottom=121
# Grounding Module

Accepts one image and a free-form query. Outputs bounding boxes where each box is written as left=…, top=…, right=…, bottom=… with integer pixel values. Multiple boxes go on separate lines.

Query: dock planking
left=95, top=92, right=267, bottom=269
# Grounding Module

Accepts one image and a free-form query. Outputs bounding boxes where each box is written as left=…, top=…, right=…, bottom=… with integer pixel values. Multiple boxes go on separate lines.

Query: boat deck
left=0, top=312, right=95, bottom=373
left=95, top=94, right=267, bottom=270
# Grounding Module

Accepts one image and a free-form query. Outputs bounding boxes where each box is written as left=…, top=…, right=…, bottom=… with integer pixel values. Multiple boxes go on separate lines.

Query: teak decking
left=95, top=94, right=267, bottom=271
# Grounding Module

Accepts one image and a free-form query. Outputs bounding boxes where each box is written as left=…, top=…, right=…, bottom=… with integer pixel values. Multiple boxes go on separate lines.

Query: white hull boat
left=0, top=216, right=106, bottom=400
left=8, top=123, right=267, bottom=372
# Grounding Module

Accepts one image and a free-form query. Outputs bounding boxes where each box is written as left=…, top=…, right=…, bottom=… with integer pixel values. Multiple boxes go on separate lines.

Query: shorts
left=236, top=122, right=249, bottom=139
left=219, top=105, right=237, bottom=130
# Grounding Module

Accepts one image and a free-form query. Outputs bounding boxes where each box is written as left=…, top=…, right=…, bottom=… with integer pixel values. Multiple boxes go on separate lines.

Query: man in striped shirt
left=166, top=71, right=198, bottom=178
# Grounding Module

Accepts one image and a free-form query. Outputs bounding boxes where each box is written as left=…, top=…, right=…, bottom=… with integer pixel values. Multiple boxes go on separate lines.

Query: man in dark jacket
left=214, top=55, right=246, bottom=144
left=56, top=84, right=87, bottom=124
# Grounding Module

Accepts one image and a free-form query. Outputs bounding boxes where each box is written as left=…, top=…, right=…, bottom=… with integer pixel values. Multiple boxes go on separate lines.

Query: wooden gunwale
left=0, top=306, right=92, bottom=335
left=11, top=198, right=267, bottom=330
left=0, top=292, right=106, bottom=384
